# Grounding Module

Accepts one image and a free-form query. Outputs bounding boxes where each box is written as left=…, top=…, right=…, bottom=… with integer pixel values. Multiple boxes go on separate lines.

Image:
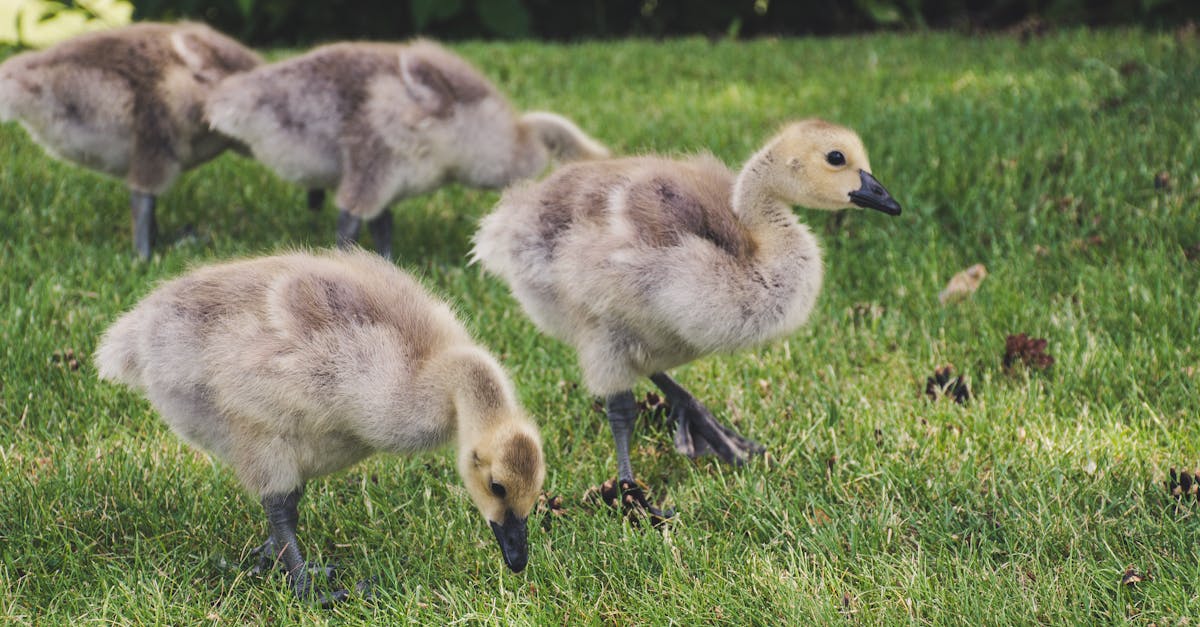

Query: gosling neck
left=732, top=144, right=799, bottom=233
left=433, top=347, right=521, bottom=448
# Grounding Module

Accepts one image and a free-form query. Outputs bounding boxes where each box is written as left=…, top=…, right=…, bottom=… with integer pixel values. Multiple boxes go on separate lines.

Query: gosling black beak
left=489, top=511, right=529, bottom=573
left=849, top=170, right=902, bottom=216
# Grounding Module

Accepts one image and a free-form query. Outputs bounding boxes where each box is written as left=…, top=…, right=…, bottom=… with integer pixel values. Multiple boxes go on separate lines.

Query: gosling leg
left=606, top=391, right=673, bottom=520
left=367, top=209, right=393, bottom=260
left=261, top=488, right=354, bottom=607
left=307, top=189, right=325, bottom=211
left=130, top=191, right=157, bottom=261
left=649, top=372, right=765, bottom=464
left=606, top=391, right=638, bottom=484
left=335, top=209, right=362, bottom=251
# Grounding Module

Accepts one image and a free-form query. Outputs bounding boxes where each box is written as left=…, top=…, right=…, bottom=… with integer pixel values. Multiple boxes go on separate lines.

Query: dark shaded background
left=135, top=0, right=1199, bottom=46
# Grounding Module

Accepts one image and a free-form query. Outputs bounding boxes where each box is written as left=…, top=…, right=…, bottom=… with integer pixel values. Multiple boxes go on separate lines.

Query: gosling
left=0, top=22, right=262, bottom=259
left=95, top=249, right=545, bottom=604
left=473, top=119, right=901, bottom=508
left=204, top=39, right=609, bottom=259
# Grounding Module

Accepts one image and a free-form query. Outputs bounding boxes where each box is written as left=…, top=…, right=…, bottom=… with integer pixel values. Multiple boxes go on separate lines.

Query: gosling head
left=768, top=118, right=901, bottom=216
left=458, top=419, right=545, bottom=573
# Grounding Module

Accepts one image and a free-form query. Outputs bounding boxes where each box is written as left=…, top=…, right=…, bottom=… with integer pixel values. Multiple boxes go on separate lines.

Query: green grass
left=2, top=29, right=1199, bottom=623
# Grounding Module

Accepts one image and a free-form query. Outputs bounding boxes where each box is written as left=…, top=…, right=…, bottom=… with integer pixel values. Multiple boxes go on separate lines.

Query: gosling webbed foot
left=650, top=372, right=765, bottom=465
left=247, top=538, right=337, bottom=580
left=591, top=477, right=673, bottom=527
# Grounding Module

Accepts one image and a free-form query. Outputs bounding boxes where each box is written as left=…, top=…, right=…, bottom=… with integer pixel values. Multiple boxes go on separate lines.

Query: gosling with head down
left=0, top=22, right=262, bottom=259
left=95, top=249, right=545, bottom=604
left=473, top=119, right=901, bottom=513
left=205, top=39, right=609, bottom=259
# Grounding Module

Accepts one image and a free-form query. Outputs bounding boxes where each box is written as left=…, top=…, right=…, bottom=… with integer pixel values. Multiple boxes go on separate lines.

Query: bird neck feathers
left=732, top=144, right=801, bottom=237
left=429, top=347, right=521, bottom=445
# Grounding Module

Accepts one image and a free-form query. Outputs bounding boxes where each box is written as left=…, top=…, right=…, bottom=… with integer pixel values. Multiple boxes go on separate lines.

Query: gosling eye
left=825, top=151, right=846, bottom=167
left=490, top=482, right=507, bottom=498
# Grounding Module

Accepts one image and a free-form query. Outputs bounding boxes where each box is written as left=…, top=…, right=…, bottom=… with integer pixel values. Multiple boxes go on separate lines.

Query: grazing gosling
left=0, top=22, right=262, bottom=259
left=95, top=249, right=545, bottom=604
left=204, top=39, right=609, bottom=259
left=473, top=119, right=901, bottom=509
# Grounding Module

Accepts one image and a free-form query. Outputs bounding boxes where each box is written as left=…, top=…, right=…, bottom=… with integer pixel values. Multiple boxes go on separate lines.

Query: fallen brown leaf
left=938, top=263, right=988, bottom=305
left=1121, top=566, right=1149, bottom=586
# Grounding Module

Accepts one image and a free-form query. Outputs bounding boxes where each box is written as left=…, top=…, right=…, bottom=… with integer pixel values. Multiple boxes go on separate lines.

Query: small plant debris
left=1070, top=235, right=1105, bottom=252
left=584, top=478, right=672, bottom=527
left=1166, top=468, right=1199, bottom=503
left=1003, top=334, right=1054, bottom=371
left=938, top=263, right=988, bottom=305
left=537, top=492, right=567, bottom=531
left=1121, top=566, right=1150, bottom=587
left=50, top=348, right=80, bottom=371
left=1154, top=170, right=1171, bottom=191
left=636, top=391, right=669, bottom=423
left=849, top=301, right=885, bottom=321
left=1118, top=60, right=1144, bottom=77
left=925, top=365, right=971, bottom=404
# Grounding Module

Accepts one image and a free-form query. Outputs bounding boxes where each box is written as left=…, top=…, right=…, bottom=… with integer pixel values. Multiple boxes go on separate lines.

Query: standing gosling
left=95, top=249, right=545, bottom=604
left=204, top=40, right=609, bottom=259
left=0, top=22, right=262, bottom=259
left=473, top=119, right=900, bottom=510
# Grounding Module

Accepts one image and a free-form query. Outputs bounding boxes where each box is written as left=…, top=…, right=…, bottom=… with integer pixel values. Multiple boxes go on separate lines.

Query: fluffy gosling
left=0, top=22, right=262, bottom=259
left=95, top=249, right=545, bottom=603
left=205, top=39, right=610, bottom=259
left=473, top=119, right=900, bottom=509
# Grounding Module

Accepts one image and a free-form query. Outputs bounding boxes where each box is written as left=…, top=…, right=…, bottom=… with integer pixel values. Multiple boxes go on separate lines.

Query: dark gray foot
left=130, top=191, right=156, bottom=260
left=367, top=209, right=393, bottom=260
left=262, top=488, right=370, bottom=607
left=307, top=189, right=325, bottom=211
left=604, top=392, right=675, bottom=521
left=649, top=372, right=765, bottom=465
left=336, top=209, right=362, bottom=250
left=248, top=537, right=336, bottom=579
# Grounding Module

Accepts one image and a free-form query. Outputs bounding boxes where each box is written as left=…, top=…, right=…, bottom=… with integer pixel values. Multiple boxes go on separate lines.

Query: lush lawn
left=2, top=29, right=1198, bottom=623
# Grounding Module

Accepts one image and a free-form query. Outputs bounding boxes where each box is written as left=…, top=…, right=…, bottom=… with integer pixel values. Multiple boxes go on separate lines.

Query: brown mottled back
left=276, top=273, right=388, bottom=339
left=404, top=40, right=494, bottom=116
left=278, top=44, right=401, bottom=121
left=622, top=156, right=754, bottom=258
left=534, top=162, right=626, bottom=250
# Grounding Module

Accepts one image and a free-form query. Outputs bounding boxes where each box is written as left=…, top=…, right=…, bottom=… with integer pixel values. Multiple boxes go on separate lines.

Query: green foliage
left=2, top=31, right=1200, bottom=623
left=131, top=0, right=1200, bottom=45
left=0, top=0, right=132, bottom=48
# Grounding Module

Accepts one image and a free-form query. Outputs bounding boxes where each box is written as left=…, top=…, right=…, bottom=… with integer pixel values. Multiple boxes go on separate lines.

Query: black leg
left=130, top=191, right=156, bottom=260
left=367, top=209, right=393, bottom=260
left=605, top=392, right=673, bottom=521
left=606, top=392, right=637, bottom=483
left=261, top=488, right=355, bottom=607
left=336, top=209, right=362, bottom=250
left=649, top=372, right=765, bottom=465
left=307, top=189, right=325, bottom=212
